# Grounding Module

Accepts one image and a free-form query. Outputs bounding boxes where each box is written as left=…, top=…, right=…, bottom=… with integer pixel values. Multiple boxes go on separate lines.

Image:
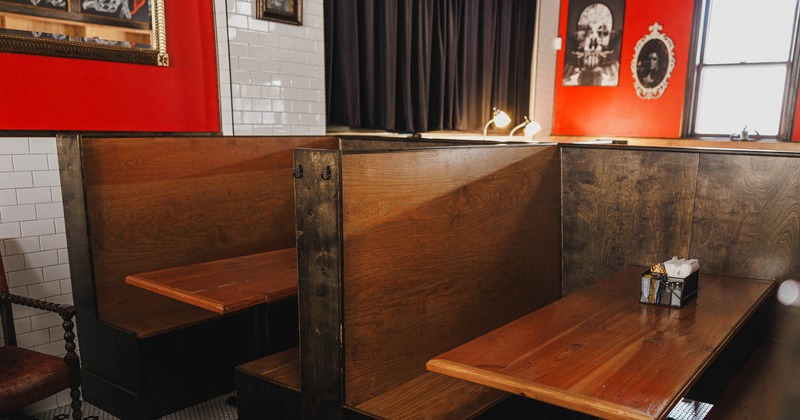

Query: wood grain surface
left=294, top=148, right=346, bottom=419
left=81, top=136, right=338, bottom=337
left=353, top=372, right=506, bottom=420
left=236, top=346, right=301, bottom=392
left=341, top=145, right=562, bottom=406
left=125, top=248, right=297, bottom=314
left=427, top=267, right=775, bottom=420
left=561, top=148, right=699, bottom=295
left=690, top=154, right=800, bottom=281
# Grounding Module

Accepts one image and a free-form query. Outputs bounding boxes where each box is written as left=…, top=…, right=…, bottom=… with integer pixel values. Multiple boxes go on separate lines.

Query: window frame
left=682, top=0, right=800, bottom=140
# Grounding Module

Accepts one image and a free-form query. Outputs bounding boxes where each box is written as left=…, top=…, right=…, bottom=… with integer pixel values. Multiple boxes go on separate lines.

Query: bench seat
left=352, top=372, right=506, bottom=420
left=235, top=346, right=301, bottom=420
left=705, top=338, right=782, bottom=420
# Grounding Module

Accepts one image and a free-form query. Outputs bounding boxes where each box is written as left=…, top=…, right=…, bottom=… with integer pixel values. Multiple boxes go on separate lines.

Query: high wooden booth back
left=293, top=144, right=563, bottom=419
left=562, top=146, right=800, bottom=295
left=57, top=135, right=339, bottom=419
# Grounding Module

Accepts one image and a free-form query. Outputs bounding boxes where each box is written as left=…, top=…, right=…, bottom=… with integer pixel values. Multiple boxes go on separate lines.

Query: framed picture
left=631, top=22, right=675, bottom=100
left=562, top=0, right=626, bottom=87
left=0, top=0, right=67, bottom=11
left=81, top=0, right=152, bottom=24
left=257, top=0, right=302, bottom=25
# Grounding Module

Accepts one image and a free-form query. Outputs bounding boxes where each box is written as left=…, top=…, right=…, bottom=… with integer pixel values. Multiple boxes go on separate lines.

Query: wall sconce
left=483, top=107, right=512, bottom=140
left=509, top=116, right=543, bottom=139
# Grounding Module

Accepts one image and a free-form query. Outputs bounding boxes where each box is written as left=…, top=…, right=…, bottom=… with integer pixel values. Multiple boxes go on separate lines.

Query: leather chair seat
left=0, top=345, right=70, bottom=414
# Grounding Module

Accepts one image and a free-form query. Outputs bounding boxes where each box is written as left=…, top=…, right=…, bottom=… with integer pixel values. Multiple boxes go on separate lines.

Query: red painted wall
left=553, top=0, right=695, bottom=138
left=0, top=2, right=220, bottom=133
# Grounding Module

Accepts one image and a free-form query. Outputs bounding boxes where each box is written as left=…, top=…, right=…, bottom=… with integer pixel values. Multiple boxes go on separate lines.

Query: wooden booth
left=57, top=135, right=338, bottom=419
left=57, top=135, right=800, bottom=419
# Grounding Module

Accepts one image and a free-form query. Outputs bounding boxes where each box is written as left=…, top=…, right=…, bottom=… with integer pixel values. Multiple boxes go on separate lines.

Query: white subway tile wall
left=0, top=138, right=77, bottom=413
left=0, top=138, right=67, bottom=340
left=215, top=0, right=326, bottom=136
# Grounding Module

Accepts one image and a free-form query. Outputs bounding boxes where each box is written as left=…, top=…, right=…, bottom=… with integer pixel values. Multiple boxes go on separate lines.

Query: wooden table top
left=427, top=266, right=776, bottom=420
left=125, top=248, right=297, bottom=314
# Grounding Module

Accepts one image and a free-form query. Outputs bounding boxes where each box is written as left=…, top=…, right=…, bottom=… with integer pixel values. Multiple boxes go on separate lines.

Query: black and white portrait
left=635, top=39, right=668, bottom=88
left=631, top=22, right=676, bottom=100
left=258, top=0, right=302, bottom=25
left=562, top=0, right=626, bottom=87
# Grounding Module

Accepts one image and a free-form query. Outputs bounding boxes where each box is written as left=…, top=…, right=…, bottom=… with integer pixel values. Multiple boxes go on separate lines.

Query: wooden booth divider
left=240, top=143, right=563, bottom=419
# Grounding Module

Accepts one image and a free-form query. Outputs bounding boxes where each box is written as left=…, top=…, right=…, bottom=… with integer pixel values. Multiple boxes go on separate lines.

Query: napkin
left=664, top=256, right=699, bottom=278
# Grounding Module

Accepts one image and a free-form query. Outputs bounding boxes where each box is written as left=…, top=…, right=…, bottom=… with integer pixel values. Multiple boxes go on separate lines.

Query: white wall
left=0, top=136, right=74, bottom=412
left=215, top=0, right=327, bottom=136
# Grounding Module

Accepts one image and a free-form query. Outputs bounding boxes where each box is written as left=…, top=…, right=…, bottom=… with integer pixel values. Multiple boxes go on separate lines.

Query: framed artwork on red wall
left=631, top=22, right=676, bottom=100
left=0, top=0, right=167, bottom=65
left=0, top=0, right=220, bottom=133
left=562, top=0, right=626, bottom=87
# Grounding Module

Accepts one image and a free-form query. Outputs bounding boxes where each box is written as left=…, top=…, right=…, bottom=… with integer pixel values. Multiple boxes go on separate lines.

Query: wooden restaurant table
left=427, top=266, right=776, bottom=420
left=125, top=248, right=297, bottom=314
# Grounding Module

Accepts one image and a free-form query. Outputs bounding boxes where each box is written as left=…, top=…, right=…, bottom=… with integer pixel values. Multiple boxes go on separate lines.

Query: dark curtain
left=325, top=0, right=537, bottom=133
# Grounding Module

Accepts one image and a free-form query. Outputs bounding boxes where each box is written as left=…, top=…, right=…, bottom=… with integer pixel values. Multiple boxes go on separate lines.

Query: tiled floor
left=31, top=393, right=237, bottom=420
left=668, top=399, right=714, bottom=420
left=30, top=394, right=712, bottom=420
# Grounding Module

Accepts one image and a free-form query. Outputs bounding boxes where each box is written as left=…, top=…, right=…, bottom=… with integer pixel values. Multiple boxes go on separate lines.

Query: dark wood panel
left=690, top=154, right=800, bottom=281
left=562, top=148, right=699, bottom=295
left=342, top=145, right=562, bottom=406
left=294, top=149, right=345, bottom=420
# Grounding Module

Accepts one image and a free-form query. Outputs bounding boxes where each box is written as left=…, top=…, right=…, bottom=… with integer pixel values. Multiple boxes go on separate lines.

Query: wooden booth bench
left=57, top=135, right=340, bottom=419
left=236, top=143, right=563, bottom=419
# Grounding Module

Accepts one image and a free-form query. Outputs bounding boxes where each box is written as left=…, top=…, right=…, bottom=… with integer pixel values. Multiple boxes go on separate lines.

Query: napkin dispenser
left=640, top=258, right=699, bottom=308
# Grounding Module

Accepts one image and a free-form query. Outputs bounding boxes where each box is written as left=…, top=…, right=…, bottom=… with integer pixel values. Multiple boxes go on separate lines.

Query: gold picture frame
left=257, top=0, right=302, bottom=26
left=0, top=0, right=168, bottom=66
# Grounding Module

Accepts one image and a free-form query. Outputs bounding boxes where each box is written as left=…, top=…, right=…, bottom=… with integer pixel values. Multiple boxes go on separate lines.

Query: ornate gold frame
left=0, top=0, right=168, bottom=66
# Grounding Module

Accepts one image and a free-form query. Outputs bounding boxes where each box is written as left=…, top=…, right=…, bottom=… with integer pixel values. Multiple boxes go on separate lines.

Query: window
left=687, top=0, right=800, bottom=139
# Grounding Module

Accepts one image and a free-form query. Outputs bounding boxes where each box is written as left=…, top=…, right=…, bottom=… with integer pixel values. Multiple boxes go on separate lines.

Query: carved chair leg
left=61, top=312, right=82, bottom=420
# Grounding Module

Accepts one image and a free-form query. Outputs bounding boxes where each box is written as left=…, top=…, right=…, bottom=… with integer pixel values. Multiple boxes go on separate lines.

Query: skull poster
left=562, top=0, right=626, bottom=87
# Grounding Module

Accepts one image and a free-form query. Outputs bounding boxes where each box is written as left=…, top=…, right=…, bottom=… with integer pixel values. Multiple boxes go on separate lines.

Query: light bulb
left=524, top=120, right=542, bottom=137
left=494, top=111, right=511, bottom=128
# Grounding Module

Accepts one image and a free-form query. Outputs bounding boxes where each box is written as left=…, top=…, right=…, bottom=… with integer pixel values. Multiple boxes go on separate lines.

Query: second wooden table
left=427, top=266, right=775, bottom=420
left=125, top=248, right=297, bottom=314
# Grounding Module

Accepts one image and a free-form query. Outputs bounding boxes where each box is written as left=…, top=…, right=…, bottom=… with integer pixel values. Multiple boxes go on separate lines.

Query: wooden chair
left=0, top=258, right=82, bottom=420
